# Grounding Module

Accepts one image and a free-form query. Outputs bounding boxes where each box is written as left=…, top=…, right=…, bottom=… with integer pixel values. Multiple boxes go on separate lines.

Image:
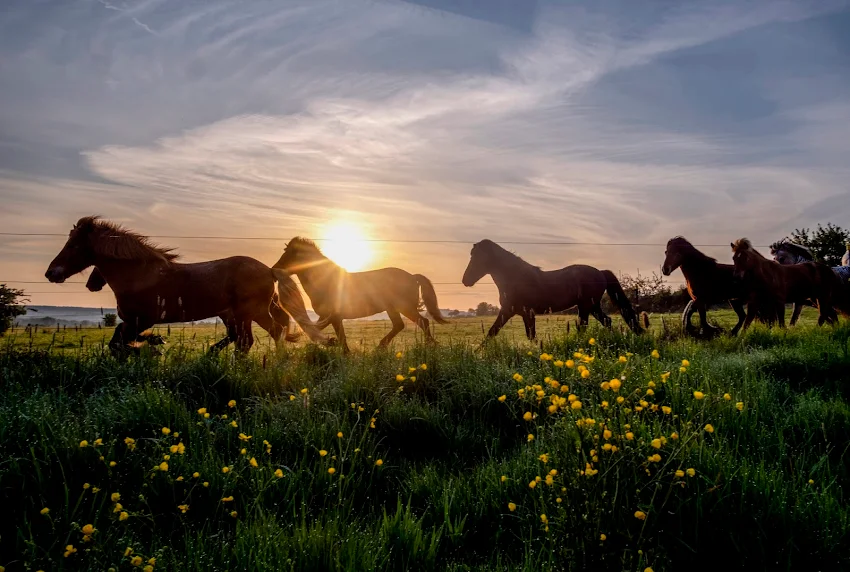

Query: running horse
left=661, top=236, right=752, bottom=337
left=45, top=216, right=328, bottom=356
left=461, top=239, right=645, bottom=339
left=273, top=237, right=449, bottom=353
left=731, top=238, right=838, bottom=331
left=769, top=240, right=850, bottom=323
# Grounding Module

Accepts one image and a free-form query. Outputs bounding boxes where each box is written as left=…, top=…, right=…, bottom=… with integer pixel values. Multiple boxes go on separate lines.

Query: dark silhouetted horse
left=731, top=238, right=838, bottom=331
left=461, top=239, right=643, bottom=339
left=661, top=236, right=753, bottom=337
left=273, top=237, right=448, bottom=353
left=45, top=216, right=327, bottom=356
left=770, top=240, right=850, bottom=323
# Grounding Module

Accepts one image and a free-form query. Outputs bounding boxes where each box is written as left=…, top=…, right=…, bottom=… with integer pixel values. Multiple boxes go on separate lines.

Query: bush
left=0, top=284, right=28, bottom=336
left=103, top=313, right=118, bottom=327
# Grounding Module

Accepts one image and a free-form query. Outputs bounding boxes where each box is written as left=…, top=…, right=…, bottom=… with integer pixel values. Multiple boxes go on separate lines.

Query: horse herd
left=43, top=216, right=850, bottom=356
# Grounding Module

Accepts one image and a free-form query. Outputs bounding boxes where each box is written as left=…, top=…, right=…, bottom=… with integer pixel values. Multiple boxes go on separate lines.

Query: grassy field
left=2, top=309, right=849, bottom=571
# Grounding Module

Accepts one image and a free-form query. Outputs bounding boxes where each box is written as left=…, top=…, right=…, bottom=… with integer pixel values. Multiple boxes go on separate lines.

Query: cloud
left=2, top=0, right=850, bottom=308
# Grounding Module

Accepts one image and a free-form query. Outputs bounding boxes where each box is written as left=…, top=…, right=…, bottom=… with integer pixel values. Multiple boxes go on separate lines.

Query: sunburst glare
left=320, top=221, right=373, bottom=272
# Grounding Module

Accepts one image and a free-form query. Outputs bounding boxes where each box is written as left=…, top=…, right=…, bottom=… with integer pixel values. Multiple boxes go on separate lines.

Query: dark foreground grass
left=2, top=323, right=850, bottom=571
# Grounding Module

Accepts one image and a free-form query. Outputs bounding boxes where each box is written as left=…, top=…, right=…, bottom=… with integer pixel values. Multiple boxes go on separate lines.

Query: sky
left=2, top=0, right=850, bottom=311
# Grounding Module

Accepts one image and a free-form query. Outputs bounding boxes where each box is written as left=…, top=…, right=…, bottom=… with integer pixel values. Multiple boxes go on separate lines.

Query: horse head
left=661, top=236, right=692, bottom=276
left=770, top=240, right=812, bottom=266
left=274, top=237, right=327, bottom=274
left=730, top=238, right=759, bottom=280
left=45, top=216, right=101, bottom=283
left=462, top=240, right=497, bottom=287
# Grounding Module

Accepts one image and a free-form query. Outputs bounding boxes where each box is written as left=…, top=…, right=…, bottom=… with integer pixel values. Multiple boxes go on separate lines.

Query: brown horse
left=731, top=238, right=838, bottom=330
left=461, top=239, right=644, bottom=339
left=45, top=216, right=328, bottom=356
left=661, top=236, right=752, bottom=337
left=770, top=240, right=850, bottom=324
left=273, top=237, right=448, bottom=353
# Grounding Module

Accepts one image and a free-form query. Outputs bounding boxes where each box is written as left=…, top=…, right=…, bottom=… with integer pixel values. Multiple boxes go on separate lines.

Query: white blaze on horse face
left=320, top=221, right=373, bottom=272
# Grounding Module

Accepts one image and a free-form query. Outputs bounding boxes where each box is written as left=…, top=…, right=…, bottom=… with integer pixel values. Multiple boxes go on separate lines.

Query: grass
left=2, top=310, right=849, bottom=571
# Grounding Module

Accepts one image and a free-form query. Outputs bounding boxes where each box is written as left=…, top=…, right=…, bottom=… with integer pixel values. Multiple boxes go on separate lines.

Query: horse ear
left=730, top=242, right=734, bottom=249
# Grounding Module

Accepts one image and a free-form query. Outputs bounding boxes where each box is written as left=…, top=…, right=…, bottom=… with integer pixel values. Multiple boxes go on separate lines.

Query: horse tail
left=270, top=292, right=301, bottom=342
left=413, top=274, right=449, bottom=324
left=271, top=268, right=327, bottom=344
left=601, top=269, right=643, bottom=334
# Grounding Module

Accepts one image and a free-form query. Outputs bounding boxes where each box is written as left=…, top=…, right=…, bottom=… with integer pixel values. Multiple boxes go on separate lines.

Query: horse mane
left=287, top=236, right=327, bottom=258
left=667, top=236, right=716, bottom=263
left=731, top=237, right=766, bottom=259
left=476, top=239, right=541, bottom=272
left=76, top=216, right=179, bottom=263
left=769, top=239, right=813, bottom=260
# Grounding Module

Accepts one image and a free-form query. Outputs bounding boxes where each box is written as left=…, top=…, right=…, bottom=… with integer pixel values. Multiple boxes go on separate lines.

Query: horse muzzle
left=45, top=267, right=66, bottom=283
left=661, top=266, right=672, bottom=277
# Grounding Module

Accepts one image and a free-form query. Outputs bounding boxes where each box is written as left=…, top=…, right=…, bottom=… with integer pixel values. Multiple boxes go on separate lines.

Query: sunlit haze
left=2, top=0, right=850, bottom=310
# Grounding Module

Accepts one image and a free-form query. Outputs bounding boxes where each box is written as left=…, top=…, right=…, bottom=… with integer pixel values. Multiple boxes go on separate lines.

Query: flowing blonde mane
left=76, top=216, right=179, bottom=263
left=286, top=237, right=327, bottom=259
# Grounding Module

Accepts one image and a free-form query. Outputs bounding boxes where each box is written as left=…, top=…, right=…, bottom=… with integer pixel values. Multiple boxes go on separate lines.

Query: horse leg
left=210, top=317, right=237, bottom=353
left=520, top=309, right=536, bottom=341
left=740, top=301, right=759, bottom=333
left=255, top=313, right=283, bottom=347
left=401, top=308, right=436, bottom=345
left=788, top=302, right=803, bottom=326
left=590, top=302, right=612, bottom=329
left=234, top=317, right=254, bottom=354
left=577, top=305, right=590, bottom=330
left=486, top=308, right=514, bottom=338
left=729, top=299, right=746, bottom=336
left=681, top=299, right=695, bottom=330
left=108, top=323, right=130, bottom=359
left=330, top=316, right=350, bottom=354
left=379, top=310, right=405, bottom=347
left=269, top=299, right=300, bottom=342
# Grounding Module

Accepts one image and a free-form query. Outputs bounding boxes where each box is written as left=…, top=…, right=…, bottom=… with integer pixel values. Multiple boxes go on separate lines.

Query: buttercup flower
left=693, top=391, right=705, bottom=400
left=375, top=459, right=383, bottom=466
left=686, top=468, right=696, bottom=477
left=704, top=424, right=715, bottom=433
left=508, top=502, right=516, bottom=512
left=736, top=402, right=744, bottom=411
left=498, top=395, right=507, bottom=402
left=119, top=512, right=129, bottom=521
left=675, top=470, right=685, bottom=478
left=634, top=510, right=647, bottom=520
left=79, top=440, right=89, bottom=448
left=651, top=350, right=660, bottom=359
left=328, top=467, right=336, bottom=474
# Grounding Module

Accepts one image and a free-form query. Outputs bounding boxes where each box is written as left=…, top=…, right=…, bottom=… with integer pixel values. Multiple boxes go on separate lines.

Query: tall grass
left=1, top=322, right=849, bottom=570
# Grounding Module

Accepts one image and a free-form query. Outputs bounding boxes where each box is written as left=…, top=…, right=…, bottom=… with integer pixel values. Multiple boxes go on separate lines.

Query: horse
left=731, top=238, right=838, bottom=331
left=461, top=239, right=644, bottom=339
left=45, top=216, right=328, bottom=356
left=769, top=240, right=850, bottom=323
left=661, top=236, right=754, bottom=337
left=273, top=237, right=448, bottom=353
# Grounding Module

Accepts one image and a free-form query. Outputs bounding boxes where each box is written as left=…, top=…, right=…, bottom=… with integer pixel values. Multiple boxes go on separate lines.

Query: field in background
left=2, top=310, right=849, bottom=571
left=3, top=307, right=824, bottom=353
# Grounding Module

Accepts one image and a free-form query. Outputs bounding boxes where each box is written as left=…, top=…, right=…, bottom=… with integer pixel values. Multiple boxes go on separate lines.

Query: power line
left=0, top=232, right=769, bottom=247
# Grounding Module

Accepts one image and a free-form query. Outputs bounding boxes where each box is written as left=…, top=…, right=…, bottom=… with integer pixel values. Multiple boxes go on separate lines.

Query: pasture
left=2, top=312, right=849, bottom=571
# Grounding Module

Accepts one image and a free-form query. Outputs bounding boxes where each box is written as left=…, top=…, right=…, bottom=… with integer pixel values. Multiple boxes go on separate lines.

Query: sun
left=320, top=221, right=373, bottom=272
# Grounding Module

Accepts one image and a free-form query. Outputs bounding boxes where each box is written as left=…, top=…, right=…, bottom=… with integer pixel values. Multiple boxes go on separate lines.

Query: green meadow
left=2, top=310, right=849, bottom=571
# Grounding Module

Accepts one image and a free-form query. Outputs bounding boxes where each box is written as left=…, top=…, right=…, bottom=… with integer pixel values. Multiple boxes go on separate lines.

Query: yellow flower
left=159, top=462, right=169, bottom=471
left=736, top=402, right=744, bottom=411
left=681, top=359, right=690, bottom=367
left=228, top=399, right=237, bottom=408
left=420, top=364, right=427, bottom=370
left=651, top=439, right=661, bottom=449
left=222, top=466, right=230, bottom=473
left=600, top=381, right=610, bottom=391
left=675, top=470, right=685, bottom=478
left=92, top=486, right=100, bottom=493
left=203, top=481, right=210, bottom=487
left=79, top=440, right=89, bottom=448
left=566, top=359, right=575, bottom=368
left=239, top=433, right=252, bottom=442
left=193, top=472, right=200, bottom=478
left=230, top=511, right=238, bottom=518
left=273, top=468, right=284, bottom=478
left=528, top=480, right=537, bottom=489
left=686, top=468, right=695, bottom=477
left=375, top=459, right=383, bottom=466
left=289, top=395, right=296, bottom=401
left=645, top=568, right=654, bottom=572
left=230, top=420, right=238, bottom=427
left=581, top=369, right=590, bottom=379
left=648, top=454, right=661, bottom=463
left=662, top=406, right=672, bottom=415
left=508, top=502, right=516, bottom=512
left=588, top=338, right=596, bottom=345
left=704, top=424, right=714, bottom=433
left=554, top=360, right=564, bottom=367
left=395, top=351, right=403, bottom=358
left=680, top=366, right=687, bottom=373
left=222, top=496, right=234, bottom=502
left=81, top=523, right=95, bottom=535
left=670, top=432, right=679, bottom=440
left=693, top=391, right=705, bottom=400
left=119, top=511, right=129, bottom=521
left=616, top=396, right=625, bottom=404
left=723, top=393, right=731, bottom=401
left=634, top=510, right=646, bottom=520
left=197, top=408, right=207, bottom=415
left=144, top=567, right=154, bottom=572
left=319, top=449, right=328, bottom=457
left=111, top=492, right=121, bottom=502
left=500, top=475, right=507, bottom=482
left=609, top=379, right=621, bottom=391
left=131, top=556, right=143, bottom=566
left=163, top=455, right=170, bottom=460
left=328, top=467, right=336, bottom=474
left=600, top=533, right=607, bottom=541
left=646, top=388, right=654, bottom=396
left=162, top=427, right=171, bottom=435
left=109, top=461, right=117, bottom=467
left=651, top=350, right=660, bottom=359
left=538, top=453, right=549, bottom=463
left=602, top=443, right=612, bottom=451
left=148, top=558, right=156, bottom=566
left=395, top=374, right=405, bottom=382
left=513, top=373, right=523, bottom=382
left=540, top=513, right=548, bottom=524
left=625, top=432, right=634, bottom=441
left=249, top=457, right=258, bottom=468
left=498, top=395, right=506, bottom=402
left=601, top=400, right=609, bottom=408
left=527, top=434, right=534, bottom=442
left=523, top=411, right=533, bottom=422
left=808, top=479, right=814, bottom=485
left=64, top=544, right=78, bottom=558
left=618, top=356, right=627, bottom=363
left=300, top=388, right=308, bottom=395
left=603, top=429, right=612, bottom=439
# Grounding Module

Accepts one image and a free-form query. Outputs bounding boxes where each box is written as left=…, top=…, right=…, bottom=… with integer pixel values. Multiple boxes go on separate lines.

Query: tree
left=475, top=302, right=499, bottom=316
left=0, top=284, right=29, bottom=336
left=789, top=223, right=850, bottom=267
left=103, top=313, right=118, bottom=327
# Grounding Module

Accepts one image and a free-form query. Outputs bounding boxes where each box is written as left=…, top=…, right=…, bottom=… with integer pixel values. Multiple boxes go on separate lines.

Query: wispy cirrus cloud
left=1, top=0, right=850, bottom=307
